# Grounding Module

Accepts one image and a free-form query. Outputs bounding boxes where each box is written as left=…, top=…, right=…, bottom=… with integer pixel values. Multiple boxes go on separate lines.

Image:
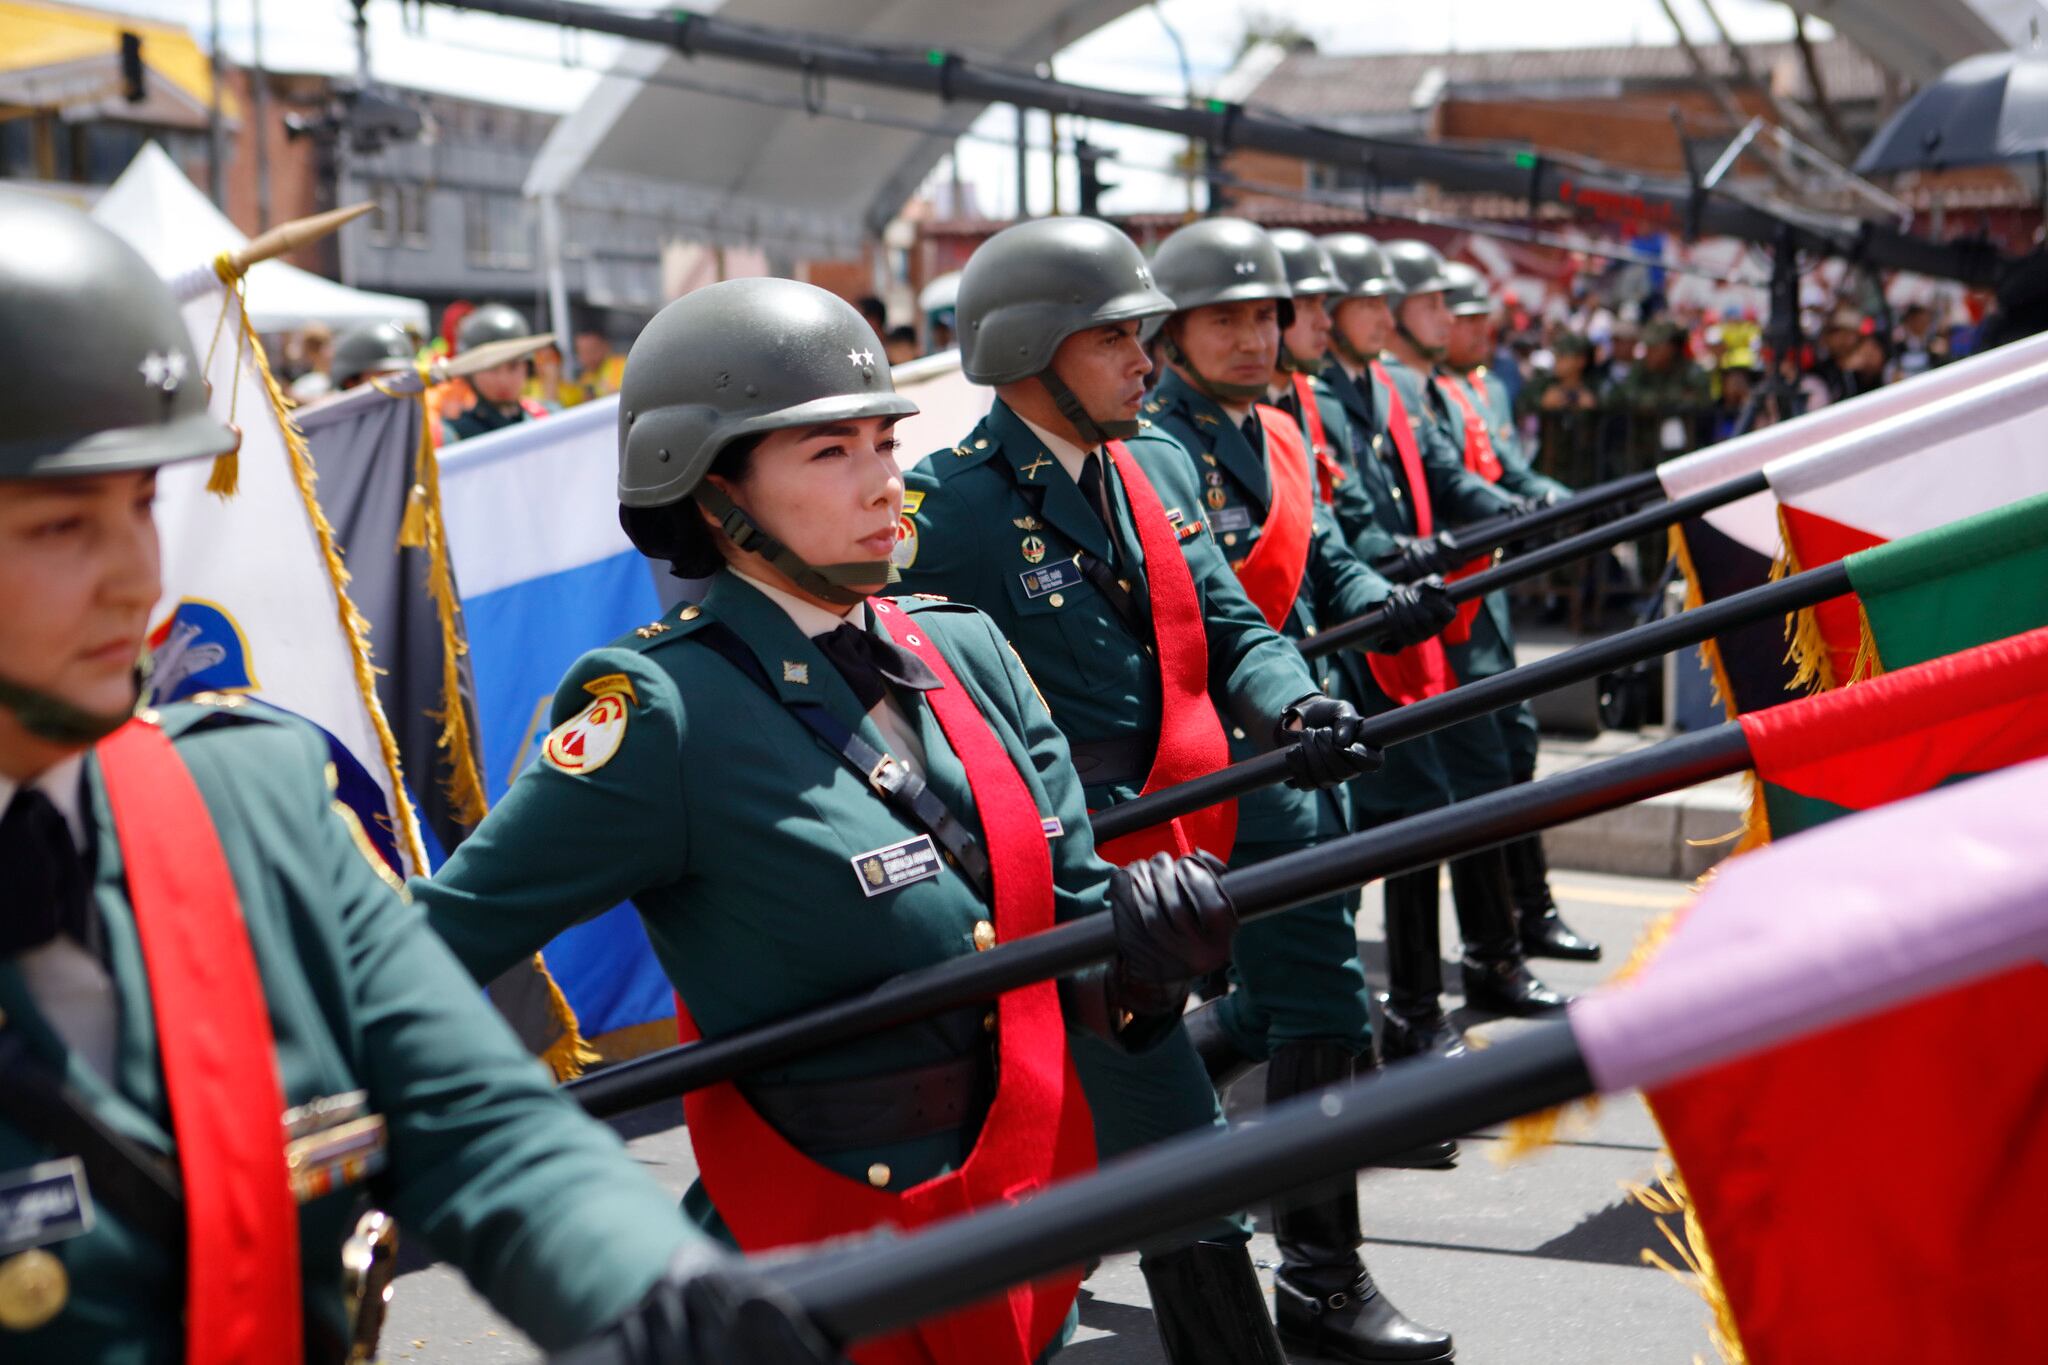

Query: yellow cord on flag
left=202, top=252, right=252, bottom=496
left=1628, top=1166, right=1750, bottom=1365
left=206, top=270, right=430, bottom=876
left=1666, top=525, right=1742, bottom=720
left=1771, top=507, right=1839, bottom=695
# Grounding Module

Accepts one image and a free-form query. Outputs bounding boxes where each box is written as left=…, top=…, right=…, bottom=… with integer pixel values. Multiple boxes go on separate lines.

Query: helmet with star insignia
left=0, top=188, right=237, bottom=481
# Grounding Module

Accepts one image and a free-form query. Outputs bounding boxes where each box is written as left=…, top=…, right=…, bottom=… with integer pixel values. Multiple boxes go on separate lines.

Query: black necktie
left=1077, top=452, right=1113, bottom=530
left=1240, top=413, right=1262, bottom=448
left=813, top=622, right=941, bottom=714
left=0, top=789, right=90, bottom=958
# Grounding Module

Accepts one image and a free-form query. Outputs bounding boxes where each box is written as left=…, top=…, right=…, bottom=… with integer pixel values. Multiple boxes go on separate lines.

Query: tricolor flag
left=1653, top=331, right=2048, bottom=713
left=439, top=395, right=680, bottom=1061
left=148, top=276, right=423, bottom=871
left=1601, top=631, right=2048, bottom=1362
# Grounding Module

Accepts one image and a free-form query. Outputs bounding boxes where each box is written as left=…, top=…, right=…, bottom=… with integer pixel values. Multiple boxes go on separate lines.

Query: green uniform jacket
left=416, top=574, right=1121, bottom=1201
left=894, top=397, right=1319, bottom=815
left=1142, top=369, right=1396, bottom=844
left=0, top=702, right=692, bottom=1361
left=1269, top=372, right=1383, bottom=564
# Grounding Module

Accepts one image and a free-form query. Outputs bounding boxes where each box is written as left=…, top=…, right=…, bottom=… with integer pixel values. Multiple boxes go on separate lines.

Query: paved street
left=381, top=870, right=1716, bottom=1364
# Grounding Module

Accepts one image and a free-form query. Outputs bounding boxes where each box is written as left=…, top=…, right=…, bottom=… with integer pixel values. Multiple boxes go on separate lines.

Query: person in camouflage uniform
left=1601, top=318, right=1712, bottom=475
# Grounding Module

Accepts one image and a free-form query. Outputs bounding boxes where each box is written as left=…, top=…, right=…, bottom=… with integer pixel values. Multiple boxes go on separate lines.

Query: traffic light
left=1076, top=140, right=1115, bottom=217
left=120, top=32, right=145, bottom=104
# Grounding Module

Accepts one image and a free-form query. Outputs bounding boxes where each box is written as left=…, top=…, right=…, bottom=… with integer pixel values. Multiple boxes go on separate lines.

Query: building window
left=464, top=190, right=534, bottom=270
left=397, top=182, right=429, bottom=249
left=366, top=180, right=399, bottom=246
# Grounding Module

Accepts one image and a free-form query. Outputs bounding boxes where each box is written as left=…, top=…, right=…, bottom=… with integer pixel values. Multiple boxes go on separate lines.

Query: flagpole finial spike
left=221, top=202, right=377, bottom=279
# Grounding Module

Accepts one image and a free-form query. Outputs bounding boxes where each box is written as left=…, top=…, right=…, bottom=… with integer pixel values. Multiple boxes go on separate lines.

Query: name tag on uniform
left=1018, top=559, right=1085, bottom=600
left=851, top=834, right=944, bottom=897
left=0, top=1160, right=93, bottom=1256
left=1208, top=506, right=1253, bottom=534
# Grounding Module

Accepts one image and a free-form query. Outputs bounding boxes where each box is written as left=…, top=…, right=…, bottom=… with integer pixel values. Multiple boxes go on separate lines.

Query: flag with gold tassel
left=145, top=260, right=426, bottom=872
left=296, top=379, right=596, bottom=1079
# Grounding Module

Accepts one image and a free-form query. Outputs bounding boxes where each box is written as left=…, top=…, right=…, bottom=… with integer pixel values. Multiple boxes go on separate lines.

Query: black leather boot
left=1449, top=851, right=1567, bottom=1016
left=1354, top=1044, right=1457, bottom=1169
left=1138, top=1239, right=1288, bottom=1365
left=1268, top=1043, right=1454, bottom=1362
left=1378, top=867, right=1465, bottom=1061
left=1182, top=996, right=1260, bottom=1094
left=1501, top=833, right=1602, bottom=961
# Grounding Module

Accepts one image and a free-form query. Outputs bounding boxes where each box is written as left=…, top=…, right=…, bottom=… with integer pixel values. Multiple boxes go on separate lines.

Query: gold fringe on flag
left=1628, top=1166, right=1749, bottom=1365
left=1666, top=525, right=1742, bottom=720
left=1771, top=507, right=1838, bottom=695
left=1848, top=600, right=1887, bottom=684
left=202, top=253, right=254, bottom=497
left=393, top=373, right=488, bottom=826
left=535, top=952, right=602, bottom=1081
left=208, top=267, right=431, bottom=875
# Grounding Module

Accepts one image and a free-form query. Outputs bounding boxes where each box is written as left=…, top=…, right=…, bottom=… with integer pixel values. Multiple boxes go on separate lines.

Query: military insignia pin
left=1020, top=534, right=1047, bottom=565
left=863, top=857, right=886, bottom=888
left=1205, top=487, right=1228, bottom=510
left=1012, top=515, right=1044, bottom=531
left=783, top=661, right=811, bottom=685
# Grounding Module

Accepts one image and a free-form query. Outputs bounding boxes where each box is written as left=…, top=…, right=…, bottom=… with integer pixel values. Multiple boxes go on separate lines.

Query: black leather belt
left=741, top=1046, right=994, bottom=1155
left=1067, top=733, right=1158, bottom=788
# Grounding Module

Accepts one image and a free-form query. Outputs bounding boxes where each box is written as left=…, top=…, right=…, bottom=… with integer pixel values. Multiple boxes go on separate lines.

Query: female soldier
left=0, top=190, right=829, bottom=1364
left=413, top=278, right=1241, bottom=1365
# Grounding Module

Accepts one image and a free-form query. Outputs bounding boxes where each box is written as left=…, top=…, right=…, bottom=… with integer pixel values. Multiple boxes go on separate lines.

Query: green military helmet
left=1147, top=216, right=1294, bottom=330
left=0, top=188, right=239, bottom=746
left=332, top=320, right=417, bottom=389
left=457, top=302, right=533, bottom=354
left=1149, top=216, right=1294, bottom=401
left=1320, top=234, right=1395, bottom=299
left=954, top=216, right=1173, bottom=445
left=617, top=276, right=917, bottom=605
left=1266, top=228, right=1344, bottom=297
left=1380, top=240, right=1453, bottom=308
left=956, top=216, right=1172, bottom=385
left=1439, top=261, right=1493, bottom=318
left=0, top=187, right=238, bottom=482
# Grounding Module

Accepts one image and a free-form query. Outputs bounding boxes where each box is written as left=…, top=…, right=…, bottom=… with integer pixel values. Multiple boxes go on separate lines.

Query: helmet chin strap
left=695, top=484, right=896, bottom=608
left=1275, top=341, right=1322, bottom=375
left=1160, top=336, right=1267, bottom=404
left=1329, top=328, right=1371, bottom=368
left=1036, top=370, right=1140, bottom=447
left=1395, top=304, right=1446, bottom=363
left=0, top=671, right=139, bottom=747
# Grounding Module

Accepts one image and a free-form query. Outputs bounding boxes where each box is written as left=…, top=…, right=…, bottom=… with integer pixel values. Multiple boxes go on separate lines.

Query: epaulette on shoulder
left=897, top=591, right=976, bottom=613
left=615, top=601, right=713, bottom=653
left=151, top=691, right=289, bottom=739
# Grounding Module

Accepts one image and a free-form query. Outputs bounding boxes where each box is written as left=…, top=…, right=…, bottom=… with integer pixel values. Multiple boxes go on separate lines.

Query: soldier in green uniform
left=1603, top=317, right=1713, bottom=475
left=1359, top=239, right=1571, bottom=1050
left=898, top=214, right=1452, bottom=1365
left=0, top=189, right=837, bottom=1365
left=1439, top=263, right=1601, bottom=965
left=1140, top=217, right=1461, bottom=1364
left=443, top=303, right=547, bottom=443
left=414, top=277, right=1260, bottom=1365
left=1514, top=332, right=1603, bottom=490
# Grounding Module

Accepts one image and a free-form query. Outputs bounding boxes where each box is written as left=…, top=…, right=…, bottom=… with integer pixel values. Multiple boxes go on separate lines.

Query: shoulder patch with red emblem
left=542, top=673, right=638, bottom=776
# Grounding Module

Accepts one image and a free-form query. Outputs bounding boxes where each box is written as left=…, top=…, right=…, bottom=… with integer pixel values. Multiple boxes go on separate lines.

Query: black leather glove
left=1535, top=486, right=1569, bottom=509
left=563, top=1243, right=849, bottom=1365
left=1390, top=531, right=1462, bottom=580
left=1500, top=493, right=1543, bottom=519
left=1107, top=851, right=1238, bottom=1021
left=1369, top=577, right=1457, bottom=652
left=1276, top=693, right=1386, bottom=790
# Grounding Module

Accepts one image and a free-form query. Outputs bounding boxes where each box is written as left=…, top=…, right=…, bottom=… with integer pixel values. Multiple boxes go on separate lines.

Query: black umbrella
left=1857, top=51, right=2048, bottom=175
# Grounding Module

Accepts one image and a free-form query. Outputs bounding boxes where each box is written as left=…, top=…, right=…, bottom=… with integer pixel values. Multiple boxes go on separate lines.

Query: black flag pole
left=1302, top=470, right=1770, bottom=662
left=1086, top=554, right=1842, bottom=844
left=565, top=723, right=1753, bottom=1118
left=1373, top=468, right=1665, bottom=577
left=554, top=1025, right=1598, bottom=1362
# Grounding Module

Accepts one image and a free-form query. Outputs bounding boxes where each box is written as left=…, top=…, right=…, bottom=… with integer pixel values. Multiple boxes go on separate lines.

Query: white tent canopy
left=1786, top=1, right=2048, bottom=82
left=92, top=142, right=428, bottom=334
left=525, top=0, right=1148, bottom=257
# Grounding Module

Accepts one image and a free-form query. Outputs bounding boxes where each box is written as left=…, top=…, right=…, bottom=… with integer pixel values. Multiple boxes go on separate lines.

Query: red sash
left=1289, top=373, right=1347, bottom=505
left=1095, top=440, right=1238, bottom=865
left=676, top=601, right=1094, bottom=1365
left=1365, top=365, right=1455, bottom=701
left=1426, top=374, right=1508, bottom=649
left=95, top=720, right=301, bottom=1365
left=1232, top=406, right=1317, bottom=633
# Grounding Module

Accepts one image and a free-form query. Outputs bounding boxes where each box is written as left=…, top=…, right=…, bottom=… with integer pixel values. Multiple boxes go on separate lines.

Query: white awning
left=1786, top=0, right=2045, bottom=83
left=524, top=0, right=1149, bottom=254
